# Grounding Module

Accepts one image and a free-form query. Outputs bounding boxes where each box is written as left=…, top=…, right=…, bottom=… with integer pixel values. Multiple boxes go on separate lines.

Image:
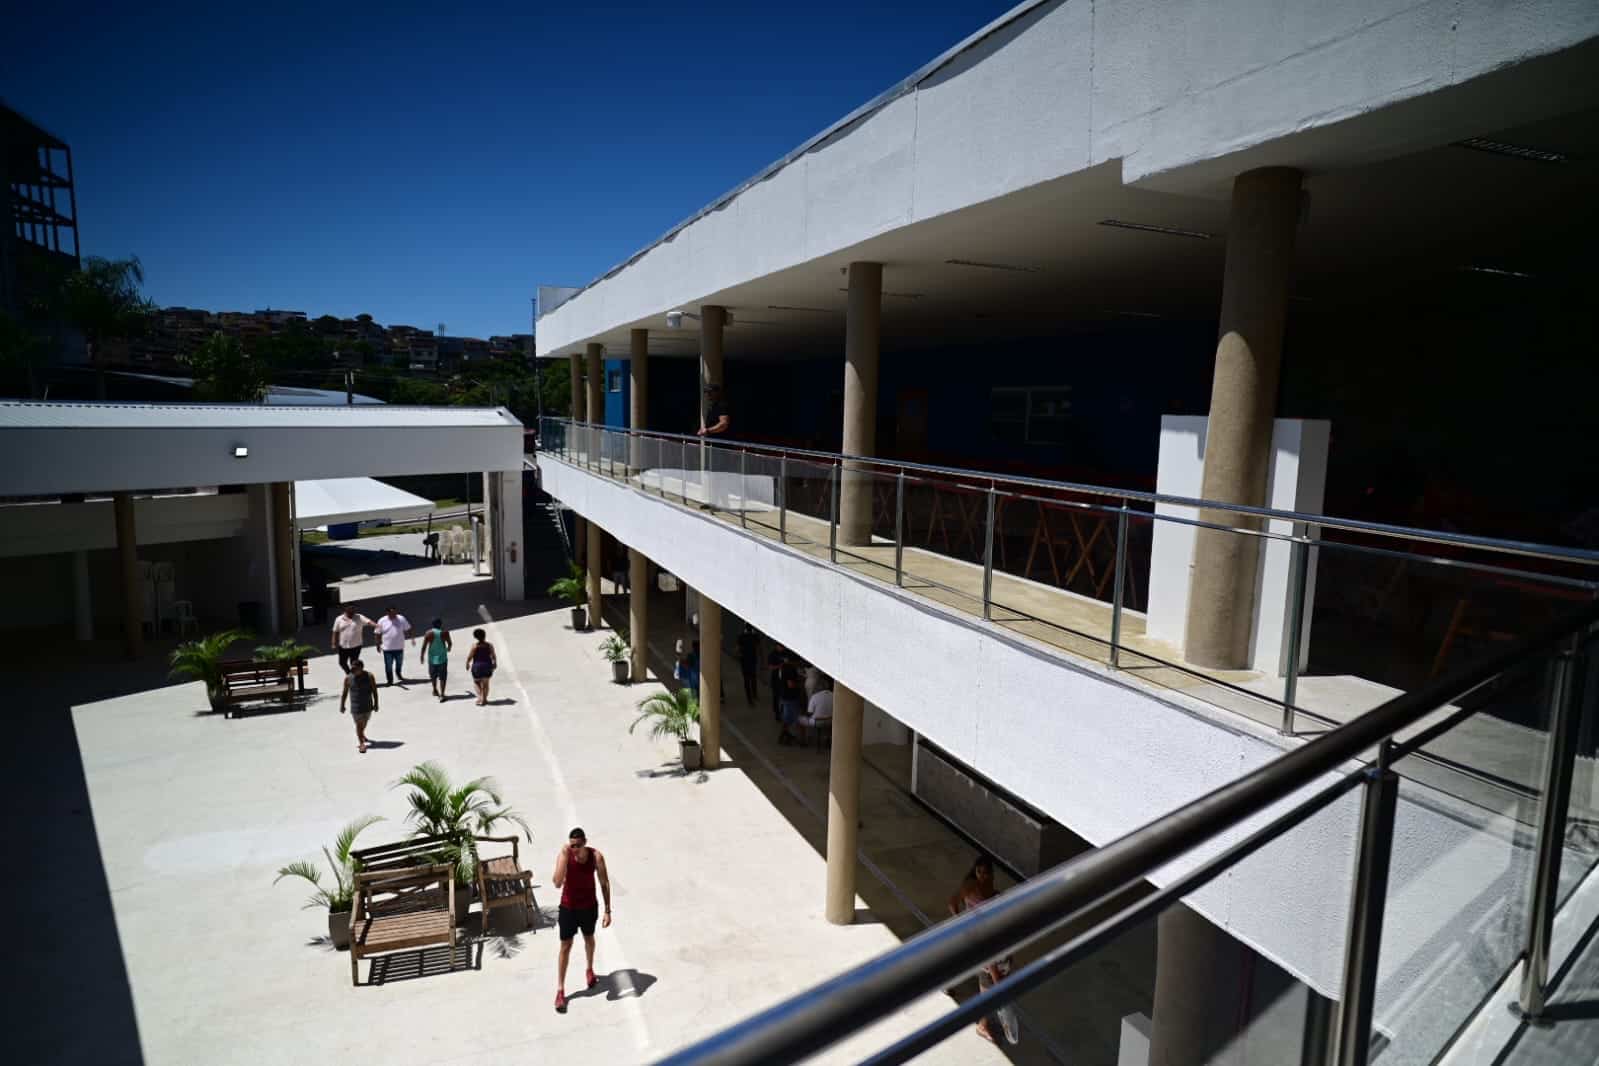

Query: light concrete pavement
left=39, top=556, right=1009, bottom=1065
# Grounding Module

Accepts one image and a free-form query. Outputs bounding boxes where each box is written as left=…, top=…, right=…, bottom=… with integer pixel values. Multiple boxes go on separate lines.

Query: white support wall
left=542, top=455, right=1567, bottom=1062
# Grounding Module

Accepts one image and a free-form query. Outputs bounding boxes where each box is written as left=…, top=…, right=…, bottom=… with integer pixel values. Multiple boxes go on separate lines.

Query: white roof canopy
left=293, top=478, right=434, bottom=530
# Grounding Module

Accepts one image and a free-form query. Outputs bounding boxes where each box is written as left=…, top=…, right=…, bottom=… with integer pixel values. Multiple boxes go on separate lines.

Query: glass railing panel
left=780, top=456, right=835, bottom=548
left=1365, top=655, right=1553, bottom=1065
left=829, top=466, right=900, bottom=587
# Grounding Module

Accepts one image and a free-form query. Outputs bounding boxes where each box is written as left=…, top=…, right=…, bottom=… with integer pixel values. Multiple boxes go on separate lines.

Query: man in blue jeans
left=375, top=605, right=413, bottom=686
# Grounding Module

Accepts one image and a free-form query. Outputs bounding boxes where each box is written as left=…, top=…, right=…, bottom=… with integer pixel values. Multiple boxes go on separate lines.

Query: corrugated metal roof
left=0, top=401, right=521, bottom=430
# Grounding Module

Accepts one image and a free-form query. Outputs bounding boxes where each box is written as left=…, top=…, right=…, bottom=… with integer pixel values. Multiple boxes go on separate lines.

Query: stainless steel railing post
left=1518, top=636, right=1589, bottom=1017
left=982, top=485, right=996, bottom=621
left=829, top=462, right=840, bottom=563
left=894, top=471, right=905, bottom=587
left=681, top=439, right=689, bottom=504
left=779, top=454, right=788, bottom=544
left=739, top=449, right=748, bottom=529
left=1110, top=500, right=1129, bottom=667
left=1333, top=743, right=1399, bottom=1066
left=1282, top=534, right=1311, bottom=735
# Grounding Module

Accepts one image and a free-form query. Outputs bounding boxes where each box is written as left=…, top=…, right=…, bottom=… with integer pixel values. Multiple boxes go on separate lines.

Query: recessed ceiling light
left=944, top=258, right=1039, bottom=273
left=1097, top=218, right=1214, bottom=240
left=232, top=444, right=249, bottom=458
left=1453, top=137, right=1568, bottom=164
left=1462, top=265, right=1535, bottom=279
left=767, top=305, right=838, bottom=314
left=836, top=288, right=923, bottom=299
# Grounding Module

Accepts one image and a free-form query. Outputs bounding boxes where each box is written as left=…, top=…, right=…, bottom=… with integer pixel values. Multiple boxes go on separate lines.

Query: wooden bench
left=475, top=835, right=538, bottom=935
left=348, top=864, right=456, bottom=986
left=217, top=658, right=307, bottom=718
left=351, top=833, right=457, bottom=876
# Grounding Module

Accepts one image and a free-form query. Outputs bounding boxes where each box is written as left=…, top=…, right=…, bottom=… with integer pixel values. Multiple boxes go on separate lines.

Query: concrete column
left=699, top=596, right=722, bottom=769
left=586, top=342, right=603, bottom=424
left=71, top=550, right=93, bottom=641
left=587, top=519, right=603, bottom=630
left=1184, top=168, right=1302, bottom=669
left=826, top=682, right=865, bottom=924
left=699, top=305, right=725, bottom=401
left=839, top=261, right=882, bottom=546
left=629, top=547, right=648, bottom=681
left=629, top=328, right=649, bottom=473
left=114, top=492, right=142, bottom=658
left=571, top=350, right=588, bottom=567
left=271, top=482, right=297, bottom=634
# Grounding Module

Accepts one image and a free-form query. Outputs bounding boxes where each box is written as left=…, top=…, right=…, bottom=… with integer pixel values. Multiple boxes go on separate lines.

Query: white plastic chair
left=173, top=600, right=198, bottom=636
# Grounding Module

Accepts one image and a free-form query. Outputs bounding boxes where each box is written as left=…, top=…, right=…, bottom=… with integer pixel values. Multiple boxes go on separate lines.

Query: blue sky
left=2, top=2, right=1013, bottom=338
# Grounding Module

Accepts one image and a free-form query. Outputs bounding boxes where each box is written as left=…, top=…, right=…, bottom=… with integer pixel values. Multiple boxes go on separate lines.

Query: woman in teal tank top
left=420, top=618, right=452, bottom=702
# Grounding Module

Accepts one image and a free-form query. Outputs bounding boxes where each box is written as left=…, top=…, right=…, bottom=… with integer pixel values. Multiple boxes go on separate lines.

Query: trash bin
left=238, top=600, right=264, bottom=632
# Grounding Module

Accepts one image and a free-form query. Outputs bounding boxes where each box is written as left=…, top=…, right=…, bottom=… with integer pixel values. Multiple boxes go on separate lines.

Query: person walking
left=776, top=654, right=805, bottom=745
left=736, top=625, right=760, bottom=705
left=673, top=639, right=699, bottom=698
left=419, top=618, right=452, bottom=702
left=766, top=643, right=787, bottom=722
left=375, top=605, right=413, bottom=685
left=947, top=854, right=1020, bottom=1045
left=339, top=657, right=379, bottom=754
left=466, top=628, right=497, bottom=705
left=330, top=604, right=374, bottom=674
left=553, top=827, right=612, bottom=1014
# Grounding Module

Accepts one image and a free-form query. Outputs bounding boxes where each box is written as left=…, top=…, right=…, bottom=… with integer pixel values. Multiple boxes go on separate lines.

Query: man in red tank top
left=552, top=826, right=612, bottom=1013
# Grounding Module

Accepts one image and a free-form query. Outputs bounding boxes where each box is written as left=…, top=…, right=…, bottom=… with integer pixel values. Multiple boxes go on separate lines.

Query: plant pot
left=680, top=739, right=703, bottom=771
left=611, top=659, right=631, bottom=684
left=328, top=908, right=352, bottom=951
left=208, top=686, right=226, bottom=715
left=570, top=606, right=588, bottom=631
left=455, top=883, right=472, bottom=924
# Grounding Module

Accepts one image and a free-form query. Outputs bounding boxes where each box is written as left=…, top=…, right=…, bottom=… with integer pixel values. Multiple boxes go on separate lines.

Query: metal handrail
left=539, top=417, right=1599, bottom=569
left=652, top=598, right=1599, bottom=1065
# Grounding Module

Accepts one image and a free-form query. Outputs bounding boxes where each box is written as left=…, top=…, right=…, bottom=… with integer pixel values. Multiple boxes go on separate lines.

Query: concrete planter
left=328, top=909, right=352, bottom=951
left=680, top=739, right=702, bottom=771
left=611, top=660, right=631, bottom=684
left=570, top=606, right=588, bottom=631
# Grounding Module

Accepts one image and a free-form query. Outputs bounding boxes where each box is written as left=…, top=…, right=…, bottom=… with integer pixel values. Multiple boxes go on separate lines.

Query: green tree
left=185, top=332, right=270, bottom=402
left=0, top=311, right=49, bottom=398
left=54, top=256, right=154, bottom=398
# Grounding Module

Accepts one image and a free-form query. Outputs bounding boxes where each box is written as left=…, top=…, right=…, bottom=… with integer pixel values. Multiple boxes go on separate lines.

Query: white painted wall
left=538, top=0, right=1599, bottom=355
left=542, top=456, right=1558, bottom=1061
left=0, top=493, right=250, bottom=558
left=1146, top=416, right=1329, bottom=675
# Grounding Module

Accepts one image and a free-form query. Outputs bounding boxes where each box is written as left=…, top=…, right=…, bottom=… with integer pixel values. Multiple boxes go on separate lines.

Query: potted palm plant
left=168, top=627, right=252, bottom=712
left=391, top=761, right=532, bottom=923
left=599, top=634, right=631, bottom=684
left=548, top=562, right=589, bottom=631
left=632, top=688, right=703, bottom=771
left=274, top=815, right=384, bottom=950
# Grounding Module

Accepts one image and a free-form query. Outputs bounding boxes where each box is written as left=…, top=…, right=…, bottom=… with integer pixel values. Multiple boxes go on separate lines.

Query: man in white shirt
left=799, top=683, right=833, bottom=745
left=330, top=605, right=374, bottom=674
left=375, top=605, right=413, bottom=686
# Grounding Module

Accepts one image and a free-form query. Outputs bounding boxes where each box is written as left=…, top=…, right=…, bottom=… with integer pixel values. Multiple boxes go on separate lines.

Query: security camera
left=666, top=310, right=684, bottom=330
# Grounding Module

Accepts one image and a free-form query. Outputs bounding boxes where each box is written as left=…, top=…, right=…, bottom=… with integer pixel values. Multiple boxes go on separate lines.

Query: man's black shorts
left=558, top=905, right=598, bottom=941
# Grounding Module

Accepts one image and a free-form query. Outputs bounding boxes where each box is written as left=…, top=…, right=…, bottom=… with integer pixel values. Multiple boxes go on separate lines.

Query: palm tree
left=390, top=761, right=531, bottom=884
left=184, top=331, right=269, bottom=402
left=169, top=628, right=252, bottom=710
left=547, top=561, right=587, bottom=607
left=631, top=687, right=701, bottom=744
left=0, top=311, right=48, bottom=398
left=54, top=256, right=154, bottom=399
left=274, top=815, right=385, bottom=913
left=254, top=638, right=316, bottom=662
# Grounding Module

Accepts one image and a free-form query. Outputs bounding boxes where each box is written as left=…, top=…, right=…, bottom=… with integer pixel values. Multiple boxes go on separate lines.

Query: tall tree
left=55, top=256, right=154, bottom=399
left=0, top=311, right=49, bottom=399
left=185, top=332, right=269, bottom=402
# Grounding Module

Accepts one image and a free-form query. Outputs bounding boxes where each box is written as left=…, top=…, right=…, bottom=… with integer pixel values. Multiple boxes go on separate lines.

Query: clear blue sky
left=2, top=2, right=1014, bottom=338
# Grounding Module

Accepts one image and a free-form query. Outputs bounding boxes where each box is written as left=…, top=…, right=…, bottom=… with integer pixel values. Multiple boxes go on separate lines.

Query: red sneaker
left=586, top=968, right=597, bottom=989
left=554, top=990, right=567, bottom=1013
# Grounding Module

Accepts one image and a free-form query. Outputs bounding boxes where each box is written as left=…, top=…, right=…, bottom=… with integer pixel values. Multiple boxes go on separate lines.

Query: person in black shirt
left=697, top=383, right=729, bottom=437
left=767, top=643, right=787, bottom=722
left=737, top=626, right=760, bottom=705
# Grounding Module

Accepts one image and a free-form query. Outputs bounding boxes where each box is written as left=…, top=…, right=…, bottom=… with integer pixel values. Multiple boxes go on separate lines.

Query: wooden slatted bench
left=348, top=864, right=456, bottom=986
left=476, top=835, right=537, bottom=935
left=217, top=658, right=307, bottom=718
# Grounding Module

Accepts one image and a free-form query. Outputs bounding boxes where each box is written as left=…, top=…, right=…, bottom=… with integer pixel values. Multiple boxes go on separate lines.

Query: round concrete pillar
left=114, top=492, right=142, bottom=659
left=699, top=597, right=722, bottom=769
left=629, top=547, right=649, bottom=681
left=826, top=682, right=865, bottom=923
left=587, top=520, right=603, bottom=629
left=629, top=328, right=649, bottom=473
left=1184, top=167, right=1302, bottom=669
left=840, top=262, right=882, bottom=546
left=585, top=342, right=603, bottom=426
left=569, top=352, right=585, bottom=421
left=1149, top=903, right=1250, bottom=1065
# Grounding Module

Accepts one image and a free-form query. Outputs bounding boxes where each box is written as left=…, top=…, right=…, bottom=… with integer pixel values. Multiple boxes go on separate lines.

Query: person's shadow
left=364, top=740, right=405, bottom=750
left=568, top=968, right=658, bottom=1003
